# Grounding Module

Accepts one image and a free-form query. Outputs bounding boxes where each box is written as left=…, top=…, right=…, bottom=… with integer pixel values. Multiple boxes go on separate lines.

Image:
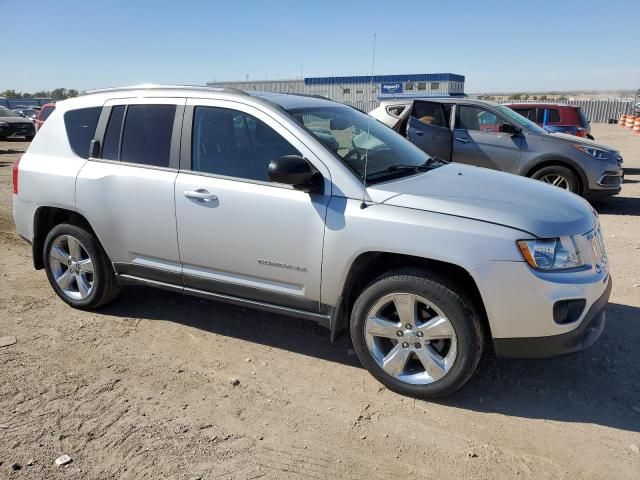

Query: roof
left=379, top=97, right=488, bottom=106
left=249, top=91, right=338, bottom=109
left=504, top=103, right=576, bottom=108
left=304, top=73, right=465, bottom=86
left=81, top=83, right=248, bottom=96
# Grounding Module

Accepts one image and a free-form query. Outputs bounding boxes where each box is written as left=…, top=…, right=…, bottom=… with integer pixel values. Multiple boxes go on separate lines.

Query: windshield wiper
left=386, top=158, right=443, bottom=173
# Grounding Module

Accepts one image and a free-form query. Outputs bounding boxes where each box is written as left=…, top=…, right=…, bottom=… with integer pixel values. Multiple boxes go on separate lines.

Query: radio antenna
left=360, top=32, right=376, bottom=209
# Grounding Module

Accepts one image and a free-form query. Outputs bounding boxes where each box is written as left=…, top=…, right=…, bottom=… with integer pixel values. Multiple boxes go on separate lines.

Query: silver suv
left=12, top=86, right=611, bottom=398
left=370, top=98, right=624, bottom=198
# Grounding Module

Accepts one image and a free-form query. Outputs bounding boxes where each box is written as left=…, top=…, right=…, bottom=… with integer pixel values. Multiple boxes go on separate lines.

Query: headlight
left=517, top=237, right=584, bottom=270
left=574, top=144, right=609, bottom=160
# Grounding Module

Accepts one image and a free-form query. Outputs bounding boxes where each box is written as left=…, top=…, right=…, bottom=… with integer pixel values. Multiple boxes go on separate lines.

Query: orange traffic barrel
left=620, top=114, right=627, bottom=126
left=634, top=117, right=640, bottom=134
left=626, top=116, right=636, bottom=129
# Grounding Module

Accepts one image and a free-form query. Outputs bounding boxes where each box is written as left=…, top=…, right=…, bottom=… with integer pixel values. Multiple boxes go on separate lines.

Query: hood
left=543, top=131, right=617, bottom=152
left=368, top=164, right=596, bottom=238
left=0, top=116, right=33, bottom=124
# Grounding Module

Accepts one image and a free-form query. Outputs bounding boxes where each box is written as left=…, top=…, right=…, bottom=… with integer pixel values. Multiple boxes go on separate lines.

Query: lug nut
left=396, top=331, right=403, bottom=337
left=405, top=324, right=412, bottom=329
left=417, top=331, right=424, bottom=337
left=415, top=343, right=421, bottom=349
left=402, top=342, right=409, bottom=348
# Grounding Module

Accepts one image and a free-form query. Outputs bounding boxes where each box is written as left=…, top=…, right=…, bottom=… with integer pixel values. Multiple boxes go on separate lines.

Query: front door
left=174, top=99, right=331, bottom=312
left=452, top=104, right=523, bottom=173
left=405, top=101, right=452, bottom=161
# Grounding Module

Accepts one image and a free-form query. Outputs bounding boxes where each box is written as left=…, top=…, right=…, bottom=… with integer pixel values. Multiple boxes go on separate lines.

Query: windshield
left=494, top=104, right=547, bottom=134
left=0, top=107, right=21, bottom=118
left=286, top=106, right=439, bottom=183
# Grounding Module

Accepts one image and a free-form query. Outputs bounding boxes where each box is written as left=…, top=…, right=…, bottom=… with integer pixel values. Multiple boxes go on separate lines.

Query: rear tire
left=350, top=270, right=483, bottom=399
left=43, top=223, right=120, bottom=309
left=531, top=165, right=580, bottom=194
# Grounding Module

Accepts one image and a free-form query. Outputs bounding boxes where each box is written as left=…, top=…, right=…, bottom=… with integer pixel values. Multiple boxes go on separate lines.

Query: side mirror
left=499, top=123, right=521, bottom=135
left=89, top=139, right=101, bottom=158
left=268, top=155, right=323, bottom=193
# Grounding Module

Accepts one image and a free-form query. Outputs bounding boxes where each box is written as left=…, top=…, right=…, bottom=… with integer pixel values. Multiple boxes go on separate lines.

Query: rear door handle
left=455, top=137, right=470, bottom=143
left=184, top=189, right=218, bottom=201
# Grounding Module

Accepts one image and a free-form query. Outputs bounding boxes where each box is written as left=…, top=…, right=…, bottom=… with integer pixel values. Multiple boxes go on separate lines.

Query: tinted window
left=120, top=105, right=175, bottom=167
left=192, top=106, right=300, bottom=182
left=536, top=108, right=560, bottom=123
left=64, top=107, right=101, bottom=158
left=101, top=105, right=125, bottom=161
left=513, top=108, right=534, bottom=120
left=412, top=102, right=448, bottom=128
left=40, top=105, right=54, bottom=121
left=455, top=105, right=502, bottom=132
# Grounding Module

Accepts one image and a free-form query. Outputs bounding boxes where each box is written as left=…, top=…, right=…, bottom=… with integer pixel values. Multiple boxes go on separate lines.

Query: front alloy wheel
left=351, top=270, right=483, bottom=398
left=365, top=293, right=457, bottom=384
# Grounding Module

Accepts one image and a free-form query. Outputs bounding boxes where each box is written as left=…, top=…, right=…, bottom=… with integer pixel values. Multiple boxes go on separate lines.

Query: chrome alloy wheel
left=539, top=173, right=570, bottom=190
left=364, top=293, right=457, bottom=385
left=49, top=235, right=95, bottom=301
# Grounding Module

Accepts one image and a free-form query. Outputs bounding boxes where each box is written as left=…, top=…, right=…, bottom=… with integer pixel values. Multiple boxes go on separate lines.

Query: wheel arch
left=32, top=206, right=102, bottom=270
left=523, top=157, right=587, bottom=195
left=331, top=251, right=490, bottom=343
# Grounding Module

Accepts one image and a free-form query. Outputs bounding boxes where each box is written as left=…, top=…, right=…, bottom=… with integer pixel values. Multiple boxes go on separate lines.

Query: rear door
left=452, top=104, right=523, bottom=173
left=405, top=101, right=452, bottom=161
left=76, top=98, right=185, bottom=283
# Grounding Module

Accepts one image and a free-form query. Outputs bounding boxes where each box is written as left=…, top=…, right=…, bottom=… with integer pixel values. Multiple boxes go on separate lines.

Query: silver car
left=370, top=98, right=623, bottom=198
left=12, top=86, right=611, bottom=398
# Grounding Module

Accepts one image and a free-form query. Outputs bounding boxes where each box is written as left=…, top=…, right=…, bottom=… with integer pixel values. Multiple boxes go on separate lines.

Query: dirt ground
left=1, top=124, right=639, bottom=479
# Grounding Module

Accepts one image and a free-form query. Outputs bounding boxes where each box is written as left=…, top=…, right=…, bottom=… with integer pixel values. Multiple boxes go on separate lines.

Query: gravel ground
left=1, top=124, right=639, bottom=479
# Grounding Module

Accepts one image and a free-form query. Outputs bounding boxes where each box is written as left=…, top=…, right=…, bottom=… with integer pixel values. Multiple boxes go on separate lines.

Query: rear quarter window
left=64, top=107, right=102, bottom=159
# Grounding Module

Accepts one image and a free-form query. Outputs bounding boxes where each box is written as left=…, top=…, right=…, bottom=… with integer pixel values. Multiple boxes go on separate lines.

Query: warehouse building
left=207, top=73, right=465, bottom=111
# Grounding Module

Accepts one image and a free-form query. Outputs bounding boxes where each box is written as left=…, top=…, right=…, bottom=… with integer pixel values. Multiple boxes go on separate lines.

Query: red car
left=34, top=103, right=55, bottom=131
left=506, top=103, right=593, bottom=140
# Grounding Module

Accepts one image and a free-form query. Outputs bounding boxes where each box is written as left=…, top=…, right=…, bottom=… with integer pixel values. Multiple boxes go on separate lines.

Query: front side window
left=120, top=105, right=176, bottom=167
left=287, top=105, right=440, bottom=184
left=191, top=106, right=300, bottom=182
left=64, top=107, right=102, bottom=158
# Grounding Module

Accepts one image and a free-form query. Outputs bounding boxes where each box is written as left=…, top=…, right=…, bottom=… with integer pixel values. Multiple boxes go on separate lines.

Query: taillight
left=12, top=155, right=21, bottom=194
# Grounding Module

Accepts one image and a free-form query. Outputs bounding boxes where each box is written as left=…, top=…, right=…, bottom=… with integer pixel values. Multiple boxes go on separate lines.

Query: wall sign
left=381, top=82, right=403, bottom=94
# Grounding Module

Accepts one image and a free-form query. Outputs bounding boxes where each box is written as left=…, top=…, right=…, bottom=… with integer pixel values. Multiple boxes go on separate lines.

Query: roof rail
left=80, top=84, right=248, bottom=96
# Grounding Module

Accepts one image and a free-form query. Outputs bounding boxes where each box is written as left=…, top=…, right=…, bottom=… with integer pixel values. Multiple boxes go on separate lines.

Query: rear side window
left=39, top=105, right=54, bottom=121
left=536, top=108, right=560, bottom=123
left=120, top=105, right=176, bottom=167
left=64, top=107, right=101, bottom=159
left=412, top=102, right=448, bottom=128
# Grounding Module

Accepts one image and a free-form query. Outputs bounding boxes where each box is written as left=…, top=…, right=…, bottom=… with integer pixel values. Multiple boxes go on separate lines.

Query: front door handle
left=184, top=189, right=218, bottom=201
left=455, top=137, right=470, bottom=144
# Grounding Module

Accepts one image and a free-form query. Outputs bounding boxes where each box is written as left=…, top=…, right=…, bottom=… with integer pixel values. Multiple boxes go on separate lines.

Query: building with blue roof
left=207, top=73, right=465, bottom=110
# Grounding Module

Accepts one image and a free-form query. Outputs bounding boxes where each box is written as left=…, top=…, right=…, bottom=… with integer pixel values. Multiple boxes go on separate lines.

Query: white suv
left=12, top=86, right=611, bottom=398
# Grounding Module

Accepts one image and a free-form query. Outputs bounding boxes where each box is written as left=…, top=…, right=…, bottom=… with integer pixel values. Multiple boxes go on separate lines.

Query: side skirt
left=116, top=273, right=332, bottom=328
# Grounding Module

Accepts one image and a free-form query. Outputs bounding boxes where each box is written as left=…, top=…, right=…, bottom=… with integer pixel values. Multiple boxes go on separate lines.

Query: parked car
left=370, top=98, right=622, bottom=198
left=13, top=85, right=611, bottom=398
left=34, top=102, right=55, bottom=131
left=12, top=108, right=39, bottom=120
left=0, top=106, right=35, bottom=140
left=505, top=103, right=593, bottom=139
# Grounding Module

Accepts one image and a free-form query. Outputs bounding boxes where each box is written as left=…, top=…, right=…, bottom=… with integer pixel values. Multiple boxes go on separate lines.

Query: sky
left=1, top=0, right=639, bottom=93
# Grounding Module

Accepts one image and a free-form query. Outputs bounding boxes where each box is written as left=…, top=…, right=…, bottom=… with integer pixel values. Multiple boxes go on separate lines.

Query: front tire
left=43, top=223, right=120, bottom=309
left=350, top=270, right=483, bottom=399
left=531, top=165, right=580, bottom=194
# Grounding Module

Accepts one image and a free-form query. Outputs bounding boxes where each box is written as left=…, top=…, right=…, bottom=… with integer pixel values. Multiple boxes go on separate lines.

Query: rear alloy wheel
left=532, top=165, right=579, bottom=194
left=44, top=224, right=120, bottom=309
left=350, top=270, right=483, bottom=398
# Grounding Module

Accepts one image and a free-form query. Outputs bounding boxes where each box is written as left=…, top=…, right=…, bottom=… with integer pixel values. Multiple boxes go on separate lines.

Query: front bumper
left=493, top=276, right=611, bottom=358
